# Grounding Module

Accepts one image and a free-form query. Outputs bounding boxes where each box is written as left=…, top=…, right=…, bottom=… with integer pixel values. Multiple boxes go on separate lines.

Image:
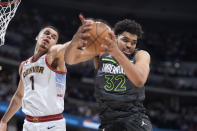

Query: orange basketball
left=85, top=21, right=112, bottom=55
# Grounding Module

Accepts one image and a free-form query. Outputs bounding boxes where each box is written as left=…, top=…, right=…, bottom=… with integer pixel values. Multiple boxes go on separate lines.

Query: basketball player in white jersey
left=0, top=15, right=93, bottom=131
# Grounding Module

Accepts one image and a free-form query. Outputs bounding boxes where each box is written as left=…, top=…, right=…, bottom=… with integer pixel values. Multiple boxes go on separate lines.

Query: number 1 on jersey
left=30, top=76, right=35, bottom=90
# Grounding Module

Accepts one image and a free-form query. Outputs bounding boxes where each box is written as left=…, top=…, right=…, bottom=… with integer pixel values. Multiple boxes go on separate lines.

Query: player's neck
left=33, top=48, right=47, bottom=61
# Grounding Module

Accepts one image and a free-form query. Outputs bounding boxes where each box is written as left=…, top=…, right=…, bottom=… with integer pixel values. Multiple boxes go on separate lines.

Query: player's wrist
left=0, top=121, right=7, bottom=124
left=1, top=118, right=8, bottom=123
left=110, top=48, right=121, bottom=57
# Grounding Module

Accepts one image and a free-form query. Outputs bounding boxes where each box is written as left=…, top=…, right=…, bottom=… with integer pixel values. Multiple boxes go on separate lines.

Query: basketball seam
left=94, top=23, right=98, bottom=53
left=86, top=32, right=97, bottom=48
left=94, top=25, right=109, bottom=52
left=93, top=24, right=108, bottom=45
left=86, top=23, right=109, bottom=54
left=91, top=23, right=108, bottom=44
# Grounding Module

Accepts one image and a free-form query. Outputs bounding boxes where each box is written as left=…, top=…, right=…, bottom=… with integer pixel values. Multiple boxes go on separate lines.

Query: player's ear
left=36, top=35, right=38, bottom=41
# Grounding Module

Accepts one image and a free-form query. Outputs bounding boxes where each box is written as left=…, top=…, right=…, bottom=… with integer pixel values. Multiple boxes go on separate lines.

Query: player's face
left=117, top=31, right=137, bottom=56
left=36, top=28, right=58, bottom=50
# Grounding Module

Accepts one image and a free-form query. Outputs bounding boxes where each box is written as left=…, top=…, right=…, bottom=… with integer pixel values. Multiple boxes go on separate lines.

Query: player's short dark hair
left=114, top=19, right=143, bottom=39
left=86, top=18, right=111, bottom=28
left=40, top=25, right=59, bottom=38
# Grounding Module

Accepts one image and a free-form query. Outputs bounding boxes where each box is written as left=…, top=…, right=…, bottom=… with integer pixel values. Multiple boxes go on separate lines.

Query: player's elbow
left=65, top=57, right=78, bottom=65
left=65, top=53, right=82, bottom=65
left=134, top=79, right=145, bottom=88
left=66, top=60, right=73, bottom=65
left=15, top=91, right=24, bottom=100
left=66, top=60, right=77, bottom=65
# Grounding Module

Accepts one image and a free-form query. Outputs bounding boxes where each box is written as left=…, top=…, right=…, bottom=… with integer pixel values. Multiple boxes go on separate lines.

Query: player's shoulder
left=135, top=50, right=151, bottom=63
left=18, top=56, right=32, bottom=75
left=19, top=61, right=26, bottom=76
left=136, top=49, right=150, bottom=58
left=49, top=44, right=64, bottom=52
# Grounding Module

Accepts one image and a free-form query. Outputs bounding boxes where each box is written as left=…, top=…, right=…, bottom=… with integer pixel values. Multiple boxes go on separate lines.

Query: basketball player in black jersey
left=65, top=18, right=152, bottom=131
left=94, top=19, right=152, bottom=131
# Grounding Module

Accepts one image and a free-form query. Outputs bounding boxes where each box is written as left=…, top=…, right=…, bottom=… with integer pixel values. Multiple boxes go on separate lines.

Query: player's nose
left=46, top=35, right=51, bottom=40
left=126, top=42, right=132, bottom=48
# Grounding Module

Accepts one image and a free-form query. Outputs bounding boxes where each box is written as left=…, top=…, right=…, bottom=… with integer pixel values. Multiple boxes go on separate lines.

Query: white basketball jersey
left=21, top=54, right=66, bottom=116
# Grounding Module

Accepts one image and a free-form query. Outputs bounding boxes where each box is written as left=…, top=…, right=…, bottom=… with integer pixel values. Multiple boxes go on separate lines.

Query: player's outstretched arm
left=53, top=14, right=97, bottom=65
left=64, top=14, right=97, bottom=65
left=102, top=33, right=150, bottom=87
left=0, top=62, right=24, bottom=131
left=48, top=24, right=95, bottom=65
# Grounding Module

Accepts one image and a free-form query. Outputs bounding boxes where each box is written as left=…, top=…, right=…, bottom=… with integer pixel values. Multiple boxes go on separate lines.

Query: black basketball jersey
left=95, top=50, right=147, bottom=122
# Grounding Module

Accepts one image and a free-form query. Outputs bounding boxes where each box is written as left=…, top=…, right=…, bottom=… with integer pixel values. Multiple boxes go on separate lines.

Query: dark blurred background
left=0, top=0, right=197, bottom=131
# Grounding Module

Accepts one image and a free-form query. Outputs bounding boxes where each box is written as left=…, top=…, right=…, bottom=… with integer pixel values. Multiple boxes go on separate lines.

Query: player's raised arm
left=0, top=62, right=24, bottom=131
left=64, top=14, right=98, bottom=65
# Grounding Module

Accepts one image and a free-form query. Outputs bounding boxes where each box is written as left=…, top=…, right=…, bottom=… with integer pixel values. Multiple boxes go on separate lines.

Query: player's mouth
left=123, top=48, right=132, bottom=55
left=43, top=39, right=50, bottom=45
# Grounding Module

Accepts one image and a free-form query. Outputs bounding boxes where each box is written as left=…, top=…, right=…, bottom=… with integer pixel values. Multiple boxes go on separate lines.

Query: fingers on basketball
left=79, top=13, right=85, bottom=24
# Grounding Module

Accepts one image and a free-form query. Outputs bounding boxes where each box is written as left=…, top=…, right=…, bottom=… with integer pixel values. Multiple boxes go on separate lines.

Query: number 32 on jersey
left=104, top=74, right=126, bottom=92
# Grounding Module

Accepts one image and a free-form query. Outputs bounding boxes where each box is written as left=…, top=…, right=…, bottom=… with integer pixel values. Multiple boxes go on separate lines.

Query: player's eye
left=130, top=41, right=137, bottom=45
left=51, top=34, right=57, bottom=40
left=44, top=31, right=50, bottom=35
left=122, top=38, right=129, bottom=42
left=52, top=35, right=56, bottom=40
